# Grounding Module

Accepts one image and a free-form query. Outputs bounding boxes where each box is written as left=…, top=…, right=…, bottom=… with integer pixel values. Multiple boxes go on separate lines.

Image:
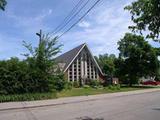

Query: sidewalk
left=0, top=88, right=160, bottom=111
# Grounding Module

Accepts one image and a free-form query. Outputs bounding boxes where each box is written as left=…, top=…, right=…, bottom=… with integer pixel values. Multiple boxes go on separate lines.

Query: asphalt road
left=0, top=91, right=160, bottom=120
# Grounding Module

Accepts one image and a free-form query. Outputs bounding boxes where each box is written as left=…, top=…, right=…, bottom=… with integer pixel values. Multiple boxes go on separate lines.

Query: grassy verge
left=0, top=92, right=57, bottom=103
left=57, top=85, right=159, bottom=98
left=0, top=85, right=159, bottom=102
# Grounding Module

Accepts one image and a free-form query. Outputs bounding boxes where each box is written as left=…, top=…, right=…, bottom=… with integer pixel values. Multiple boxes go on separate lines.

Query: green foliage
left=73, top=81, right=80, bottom=88
left=108, top=85, right=114, bottom=90
left=52, top=73, right=66, bottom=91
left=0, top=34, right=65, bottom=95
left=0, top=58, right=27, bottom=94
left=23, top=35, right=62, bottom=73
left=155, top=66, right=160, bottom=81
left=0, top=0, right=7, bottom=11
left=0, top=92, right=57, bottom=103
left=125, top=0, right=160, bottom=41
left=0, top=57, right=53, bottom=94
left=83, top=85, right=90, bottom=89
left=118, top=33, right=159, bottom=86
left=23, top=34, right=64, bottom=92
left=58, top=86, right=150, bottom=98
left=114, top=58, right=125, bottom=79
left=108, top=84, right=121, bottom=90
left=89, top=80, right=101, bottom=88
left=65, top=82, right=73, bottom=90
left=96, top=54, right=116, bottom=76
left=116, top=84, right=121, bottom=90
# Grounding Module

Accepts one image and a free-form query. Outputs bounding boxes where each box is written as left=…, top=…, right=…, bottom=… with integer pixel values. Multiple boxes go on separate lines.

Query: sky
left=0, top=0, right=160, bottom=60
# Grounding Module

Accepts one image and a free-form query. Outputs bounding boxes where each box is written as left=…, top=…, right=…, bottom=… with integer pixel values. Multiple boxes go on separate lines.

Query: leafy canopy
left=125, top=0, right=160, bottom=41
left=0, top=34, right=65, bottom=94
left=96, top=54, right=116, bottom=76
left=23, top=34, right=62, bottom=73
left=0, top=0, right=7, bottom=11
left=118, top=33, right=159, bottom=86
left=23, top=34, right=65, bottom=92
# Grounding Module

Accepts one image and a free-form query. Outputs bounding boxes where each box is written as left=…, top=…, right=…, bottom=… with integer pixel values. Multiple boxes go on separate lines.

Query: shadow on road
left=152, top=108, right=160, bottom=111
left=76, top=116, right=104, bottom=120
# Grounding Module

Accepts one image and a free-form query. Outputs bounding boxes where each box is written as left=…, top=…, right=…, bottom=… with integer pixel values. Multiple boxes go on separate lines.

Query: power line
left=50, top=0, right=84, bottom=35
left=52, top=0, right=91, bottom=36
left=57, top=0, right=101, bottom=39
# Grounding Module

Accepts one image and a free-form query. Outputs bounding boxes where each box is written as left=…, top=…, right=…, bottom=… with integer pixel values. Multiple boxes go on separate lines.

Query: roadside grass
left=0, top=85, right=159, bottom=102
left=57, top=85, right=159, bottom=98
left=0, top=92, right=57, bottom=103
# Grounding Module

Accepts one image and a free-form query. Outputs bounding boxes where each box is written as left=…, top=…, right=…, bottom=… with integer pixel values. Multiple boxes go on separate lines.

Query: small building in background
left=103, top=75, right=119, bottom=85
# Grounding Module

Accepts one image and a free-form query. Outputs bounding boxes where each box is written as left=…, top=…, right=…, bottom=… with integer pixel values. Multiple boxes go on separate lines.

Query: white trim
left=85, top=45, right=103, bottom=75
left=64, top=43, right=86, bottom=72
left=76, top=58, right=79, bottom=81
left=67, top=69, right=70, bottom=82
left=72, top=63, right=74, bottom=82
left=89, top=58, right=92, bottom=79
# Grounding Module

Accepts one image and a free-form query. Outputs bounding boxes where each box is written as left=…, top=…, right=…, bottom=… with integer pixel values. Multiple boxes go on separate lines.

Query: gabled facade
left=56, top=43, right=104, bottom=84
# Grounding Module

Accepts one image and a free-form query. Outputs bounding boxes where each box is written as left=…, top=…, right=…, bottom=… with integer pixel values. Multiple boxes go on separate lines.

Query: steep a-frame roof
left=55, top=43, right=85, bottom=71
left=55, top=43, right=103, bottom=75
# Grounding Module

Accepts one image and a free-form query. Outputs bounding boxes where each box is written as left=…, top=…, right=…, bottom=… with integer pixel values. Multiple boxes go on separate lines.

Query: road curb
left=0, top=88, right=160, bottom=112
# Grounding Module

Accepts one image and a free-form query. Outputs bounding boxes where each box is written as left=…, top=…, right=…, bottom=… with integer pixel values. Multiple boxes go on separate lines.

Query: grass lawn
left=57, top=85, right=159, bottom=98
left=0, top=92, right=57, bottom=103
left=0, top=85, right=159, bottom=102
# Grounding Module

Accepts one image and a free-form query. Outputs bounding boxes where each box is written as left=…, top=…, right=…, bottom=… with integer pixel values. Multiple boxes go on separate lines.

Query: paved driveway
left=0, top=90, right=160, bottom=120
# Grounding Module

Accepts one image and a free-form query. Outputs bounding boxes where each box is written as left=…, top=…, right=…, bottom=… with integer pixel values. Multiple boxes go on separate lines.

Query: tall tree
left=125, top=0, right=160, bottom=41
left=0, top=0, right=7, bottom=11
left=23, top=34, right=65, bottom=92
left=96, top=54, right=116, bottom=77
left=23, top=34, right=62, bottom=73
left=118, top=33, right=159, bottom=86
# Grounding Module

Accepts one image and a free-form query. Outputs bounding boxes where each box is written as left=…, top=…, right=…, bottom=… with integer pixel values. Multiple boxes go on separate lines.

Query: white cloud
left=48, top=9, right=53, bottom=15
left=78, top=21, right=91, bottom=28
left=60, top=1, right=134, bottom=56
left=0, top=8, right=54, bottom=59
left=0, top=0, right=138, bottom=59
left=6, top=9, right=53, bottom=34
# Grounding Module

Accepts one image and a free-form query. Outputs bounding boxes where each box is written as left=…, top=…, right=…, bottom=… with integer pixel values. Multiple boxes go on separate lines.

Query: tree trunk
left=129, top=75, right=134, bottom=87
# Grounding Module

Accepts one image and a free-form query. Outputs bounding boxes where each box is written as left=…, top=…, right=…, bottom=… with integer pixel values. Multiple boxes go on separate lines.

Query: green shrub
left=89, top=80, right=101, bottom=88
left=73, top=81, right=80, bottom=88
left=83, top=85, right=90, bottom=89
left=52, top=73, right=66, bottom=91
left=108, top=85, right=115, bottom=90
left=108, top=84, right=121, bottom=90
left=116, top=84, right=121, bottom=90
left=0, top=57, right=66, bottom=95
left=0, top=35, right=64, bottom=95
left=65, top=82, right=73, bottom=90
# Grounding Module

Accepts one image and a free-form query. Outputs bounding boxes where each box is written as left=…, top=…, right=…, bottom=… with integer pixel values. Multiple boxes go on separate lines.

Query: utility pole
left=36, top=29, right=42, bottom=44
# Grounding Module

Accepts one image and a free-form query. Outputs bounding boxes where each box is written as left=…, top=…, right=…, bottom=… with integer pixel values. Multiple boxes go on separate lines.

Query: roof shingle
left=55, top=43, right=85, bottom=71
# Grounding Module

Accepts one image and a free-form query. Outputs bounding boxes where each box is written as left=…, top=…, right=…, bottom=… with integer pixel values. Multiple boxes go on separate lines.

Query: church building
left=56, top=43, right=104, bottom=84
